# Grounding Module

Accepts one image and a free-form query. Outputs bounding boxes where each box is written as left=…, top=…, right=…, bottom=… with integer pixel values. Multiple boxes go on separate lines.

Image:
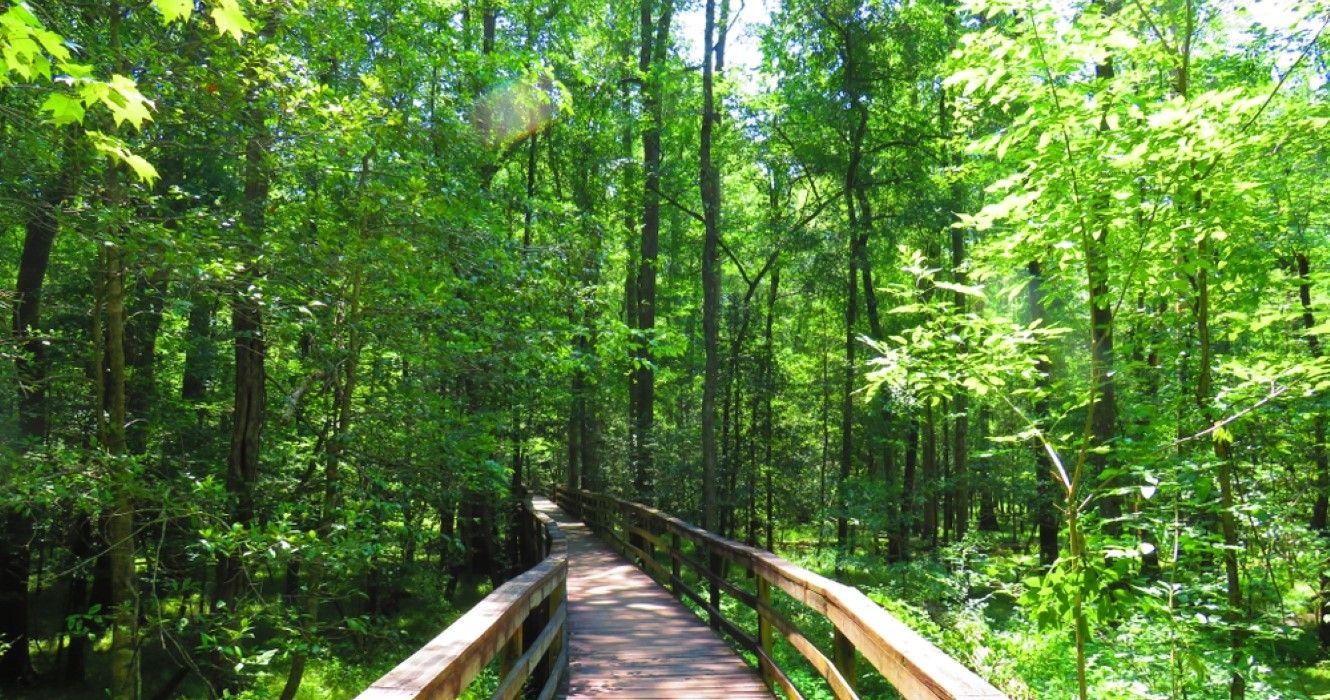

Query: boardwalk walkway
left=532, top=498, right=771, bottom=700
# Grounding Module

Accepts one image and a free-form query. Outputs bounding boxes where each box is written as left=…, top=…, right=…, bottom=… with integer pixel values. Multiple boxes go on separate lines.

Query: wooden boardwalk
left=533, top=498, right=772, bottom=700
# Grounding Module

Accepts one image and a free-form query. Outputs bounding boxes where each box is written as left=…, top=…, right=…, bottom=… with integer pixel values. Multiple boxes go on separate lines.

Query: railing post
left=550, top=577, right=566, bottom=670
left=500, top=625, right=524, bottom=684
left=535, top=577, right=566, bottom=691
left=833, top=629, right=856, bottom=694
left=707, top=544, right=721, bottom=631
left=670, top=531, right=681, bottom=597
left=757, top=577, right=774, bottom=689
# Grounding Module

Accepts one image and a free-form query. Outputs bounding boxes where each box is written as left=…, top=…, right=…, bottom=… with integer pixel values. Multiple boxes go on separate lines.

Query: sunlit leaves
left=0, top=2, right=66, bottom=83
left=40, top=91, right=84, bottom=125
left=153, top=0, right=194, bottom=23
left=86, top=130, right=160, bottom=184
left=211, top=0, right=256, bottom=42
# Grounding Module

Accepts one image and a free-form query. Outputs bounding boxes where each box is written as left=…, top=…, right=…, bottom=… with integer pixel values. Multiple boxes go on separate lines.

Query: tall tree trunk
left=59, top=517, right=96, bottom=684
left=2, top=135, right=82, bottom=686
left=818, top=339, right=830, bottom=552
left=1297, top=253, right=1330, bottom=647
left=1085, top=54, right=1122, bottom=533
left=976, top=404, right=999, bottom=532
left=1300, top=253, right=1328, bottom=531
left=950, top=229, right=970, bottom=541
left=923, top=402, right=938, bottom=549
left=1196, top=232, right=1244, bottom=699
left=836, top=20, right=869, bottom=562
left=896, top=423, right=918, bottom=562
left=632, top=0, right=673, bottom=503
left=837, top=191, right=860, bottom=559
left=699, top=0, right=720, bottom=534
left=217, top=50, right=273, bottom=616
left=762, top=268, right=778, bottom=552
left=104, top=241, right=140, bottom=700
left=1029, top=261, right=1059, bottom=567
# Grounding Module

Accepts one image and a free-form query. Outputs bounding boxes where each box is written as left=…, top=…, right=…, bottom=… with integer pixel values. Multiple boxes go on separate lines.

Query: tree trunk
left=1029, top=261, right=1059, bottom=567
left=762, top=269, right=778, bottom=552
left=1300, top=253, right=1328, bottom=531
left=105, top=240, right=140, bottom=700
left=124, top=269, right=166, bottom=455
left=950, top=227, right=970, bottom=541
left=1196, top=233, right=1243, bottom=699
left=632, top=0, right=674, bottom=503
left=217, top=109, right=270, bottom=612
left=896, top=423, right=918, bottom=562
left=2, top=136, right=82, bottom=685
left=923, top=402, right=938, bottom=549
left=976, top=404, right=999, bottom=532
left=1296, top=253, right=1330, bottom=647
left=700, top=0, right=721, bottom=535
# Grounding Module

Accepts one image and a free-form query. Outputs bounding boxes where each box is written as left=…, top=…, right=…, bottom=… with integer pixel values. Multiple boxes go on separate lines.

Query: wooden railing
left=552, top=485, right=1007, bottom=700
left=357, top=499, right=568, bottom=700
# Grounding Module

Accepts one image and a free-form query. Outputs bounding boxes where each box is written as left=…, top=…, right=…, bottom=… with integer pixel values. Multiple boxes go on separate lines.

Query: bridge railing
left=552, top=485, right=1007, bottom=700
left=357, top=499, right=567, bottom=700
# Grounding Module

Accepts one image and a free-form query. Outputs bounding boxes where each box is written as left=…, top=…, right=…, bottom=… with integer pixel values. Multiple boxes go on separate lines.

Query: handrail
left=552, top=485, right=1007, bottom=700
left=357, top=499, right=568, bottom=700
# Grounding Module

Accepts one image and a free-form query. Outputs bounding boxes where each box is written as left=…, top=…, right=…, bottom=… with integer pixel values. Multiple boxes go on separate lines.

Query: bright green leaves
left=36, top=72, right=155, bottom=130
left=153, top=0, right=194, bottom=23
left=865, top=248, right=1067, bottom=407
left=154, top=0, right=257, bottom=42
left=40, top=92, right=85, bottom=126
left=87, top=130, right=160, bottom=184
left=101, top=74, right=156, bottom=129
left=3, top=2, right=156, bottom=131
left=6, top=0, right=260, bottom=183
left=1, top=3, right=68, bottom=84
left=210, top=0, right=256, bottom=42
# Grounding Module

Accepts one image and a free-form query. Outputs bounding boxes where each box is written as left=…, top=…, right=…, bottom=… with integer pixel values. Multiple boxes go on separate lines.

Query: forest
left=3, top=0, right=1330, bottom=697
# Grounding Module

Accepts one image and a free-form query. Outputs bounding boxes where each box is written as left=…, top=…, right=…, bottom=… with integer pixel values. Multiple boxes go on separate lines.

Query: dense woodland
left=3, top=0, right=1330, bottom=697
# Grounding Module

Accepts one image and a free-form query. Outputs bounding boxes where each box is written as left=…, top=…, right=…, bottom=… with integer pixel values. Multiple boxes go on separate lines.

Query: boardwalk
left=533, top=498, right=772, bottom=700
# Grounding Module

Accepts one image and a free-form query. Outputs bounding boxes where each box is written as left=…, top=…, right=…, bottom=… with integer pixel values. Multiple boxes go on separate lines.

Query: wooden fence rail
left=552, top=485, right=1007, bottom=700
left=357, top=500, right=568, bottom=700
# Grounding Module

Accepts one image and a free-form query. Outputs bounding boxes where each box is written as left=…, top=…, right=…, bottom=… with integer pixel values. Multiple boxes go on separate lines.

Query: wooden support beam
left=833, top=629, right=856, bottom=695
left=757, top=578, right=774, bottom=689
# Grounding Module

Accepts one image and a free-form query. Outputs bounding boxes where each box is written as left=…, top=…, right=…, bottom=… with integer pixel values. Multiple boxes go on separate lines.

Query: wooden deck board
left=533, top=498, right=771, bottom=700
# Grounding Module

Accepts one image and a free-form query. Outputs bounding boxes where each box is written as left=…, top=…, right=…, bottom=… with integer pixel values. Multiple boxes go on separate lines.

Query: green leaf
left=86, top=130, right=159, bottom=184
left=933, top=280, right=985, bottom=297
left=122, top=152, right=160, bottom=184
left=210, top=0, right=254, bottom=42
left=40, top=92, right=85, bottom=126
left=103, top=74, right=154, bottom=129
left=153, top=0, right=194, bottom=23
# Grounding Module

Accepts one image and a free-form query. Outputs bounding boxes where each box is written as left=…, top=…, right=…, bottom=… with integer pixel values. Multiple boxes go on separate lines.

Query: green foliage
left=5, top=0, right=1330, bottom=697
